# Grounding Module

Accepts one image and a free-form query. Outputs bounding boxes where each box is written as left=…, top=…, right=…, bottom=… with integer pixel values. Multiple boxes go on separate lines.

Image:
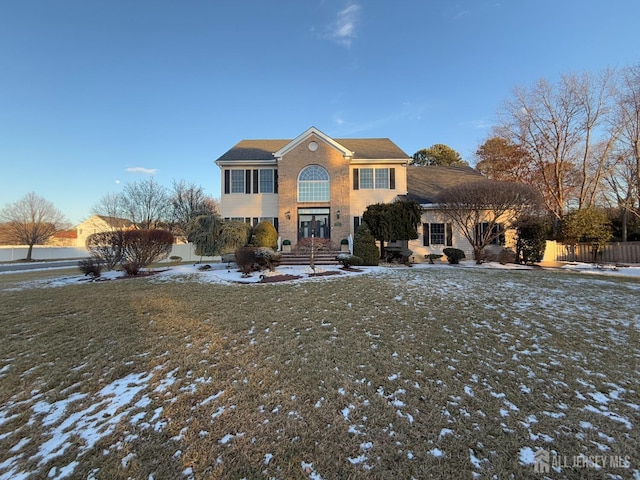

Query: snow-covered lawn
left=0, top=263, right=639, bottom=479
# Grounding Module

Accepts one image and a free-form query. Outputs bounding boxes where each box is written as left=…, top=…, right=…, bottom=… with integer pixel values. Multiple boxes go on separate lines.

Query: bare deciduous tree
left=435, top=180, right=542, bottom=263
left=0, top=192, right=69, bottom=260
left=610, top=64, right=640, bottom=231
left=90, top=192, right=124, bottom=224
left=170, top=180, right=219, bottom=236
left=496, top=70, right=617, bottom=227
left=119, top=178, right=170, bottom=230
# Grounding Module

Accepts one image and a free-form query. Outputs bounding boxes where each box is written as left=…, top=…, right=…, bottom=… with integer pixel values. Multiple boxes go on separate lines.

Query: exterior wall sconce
left=336, top=210, right=341, bottom=220
left=285, top=210, right=291, bottom=220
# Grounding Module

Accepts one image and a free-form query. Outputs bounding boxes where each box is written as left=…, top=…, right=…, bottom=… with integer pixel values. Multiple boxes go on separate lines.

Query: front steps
left=279, top=250, right=342, bottom=266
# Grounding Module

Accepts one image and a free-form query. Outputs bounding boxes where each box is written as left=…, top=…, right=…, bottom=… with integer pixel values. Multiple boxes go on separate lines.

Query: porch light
left=336, top=210, right=340, bottom=220
left=285, top=210, right=291, bottom=220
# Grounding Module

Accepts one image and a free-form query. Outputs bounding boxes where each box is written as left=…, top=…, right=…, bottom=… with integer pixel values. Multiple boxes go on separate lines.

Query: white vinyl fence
left=0, top=244, right=221, bottom=264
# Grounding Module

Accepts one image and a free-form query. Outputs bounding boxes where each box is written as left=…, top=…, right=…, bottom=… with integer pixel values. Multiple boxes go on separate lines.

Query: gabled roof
left=406, top=165, right=485, bottom=204
left=215, top=127, right=410, bottom=165
left=274, top=126, right=354, bottom=159
left=79, top=215, right=134, bottom=229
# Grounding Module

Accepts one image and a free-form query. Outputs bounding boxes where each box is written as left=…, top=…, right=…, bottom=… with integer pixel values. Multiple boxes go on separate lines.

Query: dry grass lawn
left=0, top=266, right=639, bottom=479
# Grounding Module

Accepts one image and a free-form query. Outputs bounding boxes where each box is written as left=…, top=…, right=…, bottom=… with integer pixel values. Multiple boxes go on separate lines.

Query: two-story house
left=215, top=126, right=409, bottom=245
left=215, top=126, right=509, bottom=261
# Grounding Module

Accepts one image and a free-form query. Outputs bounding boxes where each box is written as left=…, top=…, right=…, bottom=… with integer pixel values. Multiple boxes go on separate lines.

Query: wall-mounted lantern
left=285, top=210, right=291, bottom=220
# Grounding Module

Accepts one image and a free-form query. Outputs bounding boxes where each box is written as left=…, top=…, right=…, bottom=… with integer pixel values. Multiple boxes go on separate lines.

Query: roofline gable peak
left=273, top=126, right=353, bottom=160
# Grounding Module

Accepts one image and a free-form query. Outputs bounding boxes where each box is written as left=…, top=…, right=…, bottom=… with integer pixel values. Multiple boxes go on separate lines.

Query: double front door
left=298, top=208, right=330, bottom=240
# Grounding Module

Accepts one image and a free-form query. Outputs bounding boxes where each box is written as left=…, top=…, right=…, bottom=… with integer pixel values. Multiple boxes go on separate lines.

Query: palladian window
left=298, top=165, right=330, bottom=202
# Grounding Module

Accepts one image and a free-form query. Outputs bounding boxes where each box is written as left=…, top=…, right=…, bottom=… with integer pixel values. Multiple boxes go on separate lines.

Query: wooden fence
left=544, top=241, right=640, bottom=264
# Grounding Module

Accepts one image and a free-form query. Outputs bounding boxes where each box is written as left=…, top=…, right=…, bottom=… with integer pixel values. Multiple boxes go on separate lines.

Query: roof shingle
left=406, top=165, right=484, bottom=204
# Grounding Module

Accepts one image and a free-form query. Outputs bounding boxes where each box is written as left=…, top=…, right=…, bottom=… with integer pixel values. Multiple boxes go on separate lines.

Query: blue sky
left=1, top=0, right=639, bottom=225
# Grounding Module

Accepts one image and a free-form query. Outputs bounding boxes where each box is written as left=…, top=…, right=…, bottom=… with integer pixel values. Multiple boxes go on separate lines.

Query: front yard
left=0, top=265, right=638, bottom=479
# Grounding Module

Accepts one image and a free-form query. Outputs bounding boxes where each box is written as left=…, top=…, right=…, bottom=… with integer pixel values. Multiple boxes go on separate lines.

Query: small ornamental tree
left=86, top=230, right=125, bottom=270
left=251, top=220, right=278, bottom=249
left=362, top=200, right=421, bottom=258
left=435, top=180, right=542, bottom=264
left=353, top=223, right=380, bottom=266
left=121, top=229, right=174, bottom=275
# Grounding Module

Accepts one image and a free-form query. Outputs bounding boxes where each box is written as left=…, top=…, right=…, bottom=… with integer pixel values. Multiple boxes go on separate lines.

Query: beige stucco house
left=214, top=126, right=510, bottom=262
left=76, top=215, right=135, bottom=247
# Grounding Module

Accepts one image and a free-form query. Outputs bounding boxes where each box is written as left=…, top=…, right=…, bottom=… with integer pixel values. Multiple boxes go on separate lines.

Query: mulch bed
left=259, top=274, right=303, bottom=283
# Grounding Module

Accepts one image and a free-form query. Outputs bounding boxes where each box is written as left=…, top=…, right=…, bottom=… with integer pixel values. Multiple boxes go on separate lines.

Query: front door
left=298, top=208, right=330, bottom=240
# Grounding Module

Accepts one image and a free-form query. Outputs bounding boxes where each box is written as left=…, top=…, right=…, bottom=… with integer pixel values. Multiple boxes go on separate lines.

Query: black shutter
left=446, top=223, right=453, bottom=246
left=245, top=170, right=251, bottom=194
left=224, top=170, right=230, bottom=194
left=274, top=169, right=278, bottom=193
left=253, top=170, right=259, bottom=194
left=353, top=169, right=359, bottom=190
left=274, top=217, right=279, bottom=231
left=422, top=223, right=430, bottom=246
left=389, top=168, right=395, bottom=189
left=354, top=216, right=360, bottom=231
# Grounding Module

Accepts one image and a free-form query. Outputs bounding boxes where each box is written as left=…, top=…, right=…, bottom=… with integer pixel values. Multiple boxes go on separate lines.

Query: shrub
left=498, top=248, right=516, bottom=264
left=86, top=231, right=125, bottom=270
left=251, top=221, right=278, bottom=249
left=121, top=261, right=142, bottom=276
left=78, top=257, right=102, bottom=279
left=169, top=255, right=182, bottom=265
left=235, top=246, right=258, bottom=276
left=443, top=247, right=465, bottom=264
left=353, top=223, right=379, bottom=266
left=254, top=247, right=281, bottom=271
left=340, top=238, right=349, bottom=245
left=385, top=247, right=413, bottom=264
left=425, top=254, right=443, bottom=264
left=515, top=215, right=548, bottom=264
left=282, top=239, right=291, bottom=246
left=335, top=253, right=363, bottom=268
left=121, top=229, right=175, bottom=274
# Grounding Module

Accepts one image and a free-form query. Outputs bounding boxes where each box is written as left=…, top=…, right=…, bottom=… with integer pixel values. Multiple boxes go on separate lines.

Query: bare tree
left=435, top=180, right=542, bottom=263
left=90, top=192, right=126, bottom=227
left=119, top=178, right=170, bottom=230
left=616, top=64, right=640, bottom=219
left=0, top=192, right=69, bottom=260
left=496, top=70, right=617, bottom=227
left=170, top=180, right=219, bottom=236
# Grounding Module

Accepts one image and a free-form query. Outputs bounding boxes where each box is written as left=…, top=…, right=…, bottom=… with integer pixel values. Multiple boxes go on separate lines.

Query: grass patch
left=0, top=267, right=639, bottom=479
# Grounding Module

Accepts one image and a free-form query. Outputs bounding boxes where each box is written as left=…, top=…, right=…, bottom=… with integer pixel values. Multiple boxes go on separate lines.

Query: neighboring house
left=76, top=215, right=135, bottom=247
left=214, top=126, right=512, bottom=262
left=46, top=229, right=78, bottom=247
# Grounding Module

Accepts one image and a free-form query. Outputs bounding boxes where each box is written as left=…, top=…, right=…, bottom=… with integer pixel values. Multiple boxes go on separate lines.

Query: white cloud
left=126, top=167, right=157, bottom=175
left=325, top=3, right=361, bottom=47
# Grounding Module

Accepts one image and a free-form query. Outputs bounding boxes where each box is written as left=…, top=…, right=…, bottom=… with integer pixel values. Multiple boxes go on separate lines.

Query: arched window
left=298, top=165, right=330, bottom=202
